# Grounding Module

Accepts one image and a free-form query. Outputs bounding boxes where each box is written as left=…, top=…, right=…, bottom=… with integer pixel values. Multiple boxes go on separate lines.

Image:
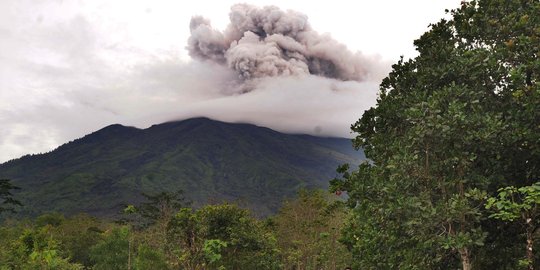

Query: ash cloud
left=0, top=1, right=391, bottom=163
left=187, top=4, right=381, bottom=82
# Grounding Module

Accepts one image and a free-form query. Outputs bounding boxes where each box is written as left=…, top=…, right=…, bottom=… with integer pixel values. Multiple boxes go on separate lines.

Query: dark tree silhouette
left=0, top=178, right=22, bottom=214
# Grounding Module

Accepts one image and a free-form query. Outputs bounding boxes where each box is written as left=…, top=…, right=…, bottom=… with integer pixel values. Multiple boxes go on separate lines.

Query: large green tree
left=332, top=0, right=539, bottom=269
left=122, top=189, right=191, bottom=264
left=51, top=214, right=105, bottom=268
left=90, top=226, right=132, bottom=270
left=167, top=204, right=280, bottom=270
left=273, top=189, right=352, bottom=270
left=137, top=189, right=191, bottom=226
left=0, top=225, right=83, bottom=270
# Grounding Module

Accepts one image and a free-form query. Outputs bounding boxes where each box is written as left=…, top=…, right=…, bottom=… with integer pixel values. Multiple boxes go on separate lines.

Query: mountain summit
left=0, top=118, right=364, bottom=217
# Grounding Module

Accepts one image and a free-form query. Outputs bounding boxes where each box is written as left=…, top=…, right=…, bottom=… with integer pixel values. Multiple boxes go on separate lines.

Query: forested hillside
left=0, top=118, right=363, bottom=217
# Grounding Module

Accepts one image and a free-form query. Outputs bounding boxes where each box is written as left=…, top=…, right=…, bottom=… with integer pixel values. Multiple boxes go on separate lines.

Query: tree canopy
left=331, top=0, right=539, bottom=269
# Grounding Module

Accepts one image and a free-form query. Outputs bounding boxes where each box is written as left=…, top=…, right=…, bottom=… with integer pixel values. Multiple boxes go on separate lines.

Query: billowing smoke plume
left=187, top=4, right=377, bottom=82
left=0, top=1, right=392, bottom=163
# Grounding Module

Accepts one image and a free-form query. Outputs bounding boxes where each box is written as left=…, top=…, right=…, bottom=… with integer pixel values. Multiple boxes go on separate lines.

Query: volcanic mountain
left=0, top=118, right=364, bottom=217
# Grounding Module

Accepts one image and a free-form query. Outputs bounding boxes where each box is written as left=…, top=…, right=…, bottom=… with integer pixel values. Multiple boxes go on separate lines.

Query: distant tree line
left=0, top=188, right=352, bottom=270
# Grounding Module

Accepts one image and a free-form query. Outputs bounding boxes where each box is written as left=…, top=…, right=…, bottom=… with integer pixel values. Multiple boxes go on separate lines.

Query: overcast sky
left=0, top=0, right=461, bottom=163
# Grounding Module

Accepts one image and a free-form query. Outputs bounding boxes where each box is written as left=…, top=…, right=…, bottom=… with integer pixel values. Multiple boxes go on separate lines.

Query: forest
left=0, top=188, right=351, bottom=269
left=1, top=0, right=539, bottom=269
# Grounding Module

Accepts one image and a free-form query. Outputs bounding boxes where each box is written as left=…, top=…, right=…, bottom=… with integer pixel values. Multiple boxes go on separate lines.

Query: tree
left=166, top=204, right=280, bottom=270
left=273, top=189, right=351, bottom=270
left=23, top=237, right=84, bottom=270
left=486, top=183, right=540, bottom=269
left=0, top=225, right=83, bottom=270
left=90, top=226, right=131, bottom=270
left=138, top=189, right=191, bottom=226
left=0, top=179, right=22, bottom=215
left=51, top=214, right=105, bottom=268
left=122, top=189, right=191, bottom=266
left=202, top=239, right=228, bottom=269
left=35, top=212, right=65, bottom=227
left=332, top=0, right=539, bottom=269
left=166, top=208, right=203, bottom=269
left=135, top=244, right=169, bottom=270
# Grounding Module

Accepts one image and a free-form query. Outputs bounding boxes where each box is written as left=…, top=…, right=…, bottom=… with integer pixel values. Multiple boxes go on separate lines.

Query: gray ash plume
left=187, top=4, right=377, bottom=82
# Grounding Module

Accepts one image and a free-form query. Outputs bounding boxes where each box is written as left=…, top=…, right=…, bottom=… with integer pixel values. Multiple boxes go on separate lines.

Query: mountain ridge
left=0, top=117, right=364, bottom=217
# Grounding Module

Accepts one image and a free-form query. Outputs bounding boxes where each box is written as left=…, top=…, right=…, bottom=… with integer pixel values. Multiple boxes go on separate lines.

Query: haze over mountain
left=0, top=1, right=397, bottom=163
left=0, top=118, right=364, bottom=218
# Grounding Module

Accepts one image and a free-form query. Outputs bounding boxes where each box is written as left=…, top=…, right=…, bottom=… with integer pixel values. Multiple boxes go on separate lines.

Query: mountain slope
left=0, top=118, right=364, bottom=217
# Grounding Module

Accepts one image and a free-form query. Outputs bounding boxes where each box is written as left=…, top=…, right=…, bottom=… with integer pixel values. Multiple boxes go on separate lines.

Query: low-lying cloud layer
left=0, top=1, right=390, bottom=163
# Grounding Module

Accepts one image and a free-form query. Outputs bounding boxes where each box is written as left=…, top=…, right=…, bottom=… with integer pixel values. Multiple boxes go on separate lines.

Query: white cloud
left=0, top=0, right=461, bottom=162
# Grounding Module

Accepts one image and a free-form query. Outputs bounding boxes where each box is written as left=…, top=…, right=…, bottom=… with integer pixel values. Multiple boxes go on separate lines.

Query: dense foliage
left=272, top=189, right=351, bottom=269
left=0, top=118, right=362, bottom=218
left=0, top=190, right=352, bottom=270
left=331, top=0, right=539, bottom=269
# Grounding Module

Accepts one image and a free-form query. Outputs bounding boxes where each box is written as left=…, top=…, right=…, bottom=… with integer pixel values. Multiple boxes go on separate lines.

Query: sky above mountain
left=0, top=0, right=461, bottom=163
